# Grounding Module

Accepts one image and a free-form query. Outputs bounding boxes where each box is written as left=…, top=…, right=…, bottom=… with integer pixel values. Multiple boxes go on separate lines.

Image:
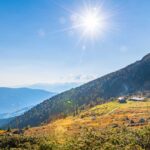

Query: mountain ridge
left=0, top=87, right=55, bottom=114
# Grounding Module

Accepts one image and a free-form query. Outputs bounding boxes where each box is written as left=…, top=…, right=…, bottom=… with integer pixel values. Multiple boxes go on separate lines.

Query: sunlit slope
left=0, top=130, right=5, bottom=135
left=25, top=99, right=150, bottom=140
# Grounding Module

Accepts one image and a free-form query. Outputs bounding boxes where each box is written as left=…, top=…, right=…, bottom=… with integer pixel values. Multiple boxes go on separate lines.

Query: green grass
left=80, top=99, right=150, bottom=118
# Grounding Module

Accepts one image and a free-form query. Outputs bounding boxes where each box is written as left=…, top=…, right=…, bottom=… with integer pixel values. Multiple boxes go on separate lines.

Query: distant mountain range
left=28, top=82, right=82, bottom=93
left=5, top=53, right=150, bottom=129
left=0, top=87, right=55, bottom=114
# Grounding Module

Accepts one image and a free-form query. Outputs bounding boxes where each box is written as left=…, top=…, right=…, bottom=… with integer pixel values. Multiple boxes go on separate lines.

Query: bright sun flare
left=72, top=6, right=107, bottom=39
left=80, top=9, right=101, bottom=34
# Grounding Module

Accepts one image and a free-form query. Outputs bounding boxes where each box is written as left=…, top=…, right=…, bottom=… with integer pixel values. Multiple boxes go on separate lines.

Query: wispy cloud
left=60, top=74, right=96, bottom=83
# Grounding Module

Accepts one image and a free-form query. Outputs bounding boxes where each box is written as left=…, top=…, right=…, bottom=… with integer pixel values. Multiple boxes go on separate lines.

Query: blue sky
left=0, top=0, right=150, bottom=86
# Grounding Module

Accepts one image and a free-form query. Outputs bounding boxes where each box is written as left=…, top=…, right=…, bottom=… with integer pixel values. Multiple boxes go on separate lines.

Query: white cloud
left=60, top=74, right=96, bottom=83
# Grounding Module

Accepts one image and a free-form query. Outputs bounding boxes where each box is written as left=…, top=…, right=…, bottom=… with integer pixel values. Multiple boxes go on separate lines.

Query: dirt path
left=105, top=106, right=120, bottom=116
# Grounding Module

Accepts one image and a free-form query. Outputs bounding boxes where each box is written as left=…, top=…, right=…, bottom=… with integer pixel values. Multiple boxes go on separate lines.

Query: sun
left=71, top=5, right=108, bottom=40
left=79, top=8, right=102, bottom=36
left=56, top=1, right=111, bottom=42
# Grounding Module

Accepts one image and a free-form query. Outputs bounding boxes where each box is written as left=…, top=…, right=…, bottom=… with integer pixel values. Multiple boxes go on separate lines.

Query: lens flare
left=80, top=8, right=103, bottom=35
left=72, top=5, right=109, bottom=40
left=53, top=0, right=112, bottom=43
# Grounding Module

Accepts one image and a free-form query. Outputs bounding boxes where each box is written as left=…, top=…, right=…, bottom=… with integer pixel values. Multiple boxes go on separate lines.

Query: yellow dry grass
left=0, top=130, right=6, bottom=134
left=25, top=99, right=150, bottom=141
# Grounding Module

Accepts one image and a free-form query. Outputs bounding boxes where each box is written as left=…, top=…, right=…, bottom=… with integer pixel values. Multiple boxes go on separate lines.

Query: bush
left=39, top=140, right=59, bottom=150
left=0, top=135, right=41, bottom=149
left=139, top=118, right=146, bottom=123
left=40, top=143, right=54, bottom=150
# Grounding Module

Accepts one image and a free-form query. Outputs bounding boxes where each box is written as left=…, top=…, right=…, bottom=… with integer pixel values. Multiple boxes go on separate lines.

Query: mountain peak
left=142, top=53, right=150, bottom=61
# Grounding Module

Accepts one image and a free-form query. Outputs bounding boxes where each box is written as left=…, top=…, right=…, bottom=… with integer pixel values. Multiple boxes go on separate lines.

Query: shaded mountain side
left=0, top=88, right=55, bottom=114
left=0, top=118, right=14, bottom=128
left=6, top=54, right=150, bottom=129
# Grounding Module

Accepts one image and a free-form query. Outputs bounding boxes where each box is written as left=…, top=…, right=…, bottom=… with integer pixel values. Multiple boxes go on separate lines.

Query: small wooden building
left=118, top=97, right=127, bottom=103
left=129, top=97, right=145, bottom=101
